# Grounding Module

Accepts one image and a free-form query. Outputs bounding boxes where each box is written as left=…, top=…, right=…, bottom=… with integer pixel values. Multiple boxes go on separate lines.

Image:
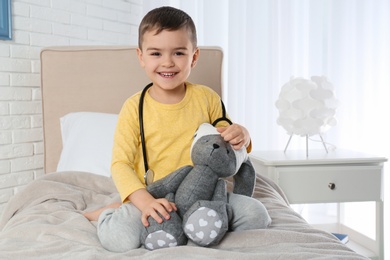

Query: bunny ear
left=233, top=158, right=256, bottom=197
left=233, top=146, right=248, bottom=174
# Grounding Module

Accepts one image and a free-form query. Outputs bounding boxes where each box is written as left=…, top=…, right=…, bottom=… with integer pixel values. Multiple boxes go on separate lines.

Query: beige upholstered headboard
left=40, top=46, right=223, bottom=173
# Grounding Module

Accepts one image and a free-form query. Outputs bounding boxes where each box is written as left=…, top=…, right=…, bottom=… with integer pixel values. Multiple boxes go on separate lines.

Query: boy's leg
left=227, top=193, right=271, bottom=231
left=97, top=203, right=143, bottom=252
left=83, top=202, right=121, bottom=221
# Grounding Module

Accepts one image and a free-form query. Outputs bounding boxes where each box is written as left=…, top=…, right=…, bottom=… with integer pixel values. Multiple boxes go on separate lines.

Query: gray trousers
left=97, top=193, right=271, bottom=252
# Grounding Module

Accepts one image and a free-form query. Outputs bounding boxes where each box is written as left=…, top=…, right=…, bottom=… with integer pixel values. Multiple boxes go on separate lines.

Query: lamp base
left=284, top=134, right=328, bottom=157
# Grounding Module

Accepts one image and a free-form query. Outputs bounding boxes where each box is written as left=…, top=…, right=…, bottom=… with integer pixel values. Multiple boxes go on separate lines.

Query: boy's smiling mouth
left=159, top=72, right=177, bottom=78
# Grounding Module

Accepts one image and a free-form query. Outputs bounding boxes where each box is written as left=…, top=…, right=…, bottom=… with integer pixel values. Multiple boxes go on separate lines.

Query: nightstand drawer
left=275, top=165, right=383, bottom=203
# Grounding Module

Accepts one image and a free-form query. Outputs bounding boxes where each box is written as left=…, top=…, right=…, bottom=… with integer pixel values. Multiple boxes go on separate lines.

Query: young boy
left=84, top=6, right=271, bottom=252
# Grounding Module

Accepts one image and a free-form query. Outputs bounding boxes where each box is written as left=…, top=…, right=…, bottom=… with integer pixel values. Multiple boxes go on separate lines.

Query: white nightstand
left=249, top=149, right=387, bottom=260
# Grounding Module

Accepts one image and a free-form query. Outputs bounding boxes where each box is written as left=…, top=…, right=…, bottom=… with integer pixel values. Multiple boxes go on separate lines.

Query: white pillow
left=57, top=112, right=118, bottom=177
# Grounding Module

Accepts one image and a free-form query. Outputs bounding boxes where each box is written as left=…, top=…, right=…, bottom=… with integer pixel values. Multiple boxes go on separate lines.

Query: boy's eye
left=150, top=52, right=161, bottom=56
left=174, top=52, right=185, bottom=56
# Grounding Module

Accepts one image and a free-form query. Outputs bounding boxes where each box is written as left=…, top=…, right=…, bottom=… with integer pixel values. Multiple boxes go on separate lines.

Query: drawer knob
left=328, top=183, right=336, bottom=190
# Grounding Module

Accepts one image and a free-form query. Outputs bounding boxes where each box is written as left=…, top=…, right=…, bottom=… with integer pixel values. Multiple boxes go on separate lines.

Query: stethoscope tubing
left=139, top=83, right=153, bottom=176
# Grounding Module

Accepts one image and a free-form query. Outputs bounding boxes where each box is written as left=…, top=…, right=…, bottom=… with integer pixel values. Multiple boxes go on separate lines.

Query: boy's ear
left=137, top=48, right=145, bottom=68
left=191, top=48, right=200, bottom=68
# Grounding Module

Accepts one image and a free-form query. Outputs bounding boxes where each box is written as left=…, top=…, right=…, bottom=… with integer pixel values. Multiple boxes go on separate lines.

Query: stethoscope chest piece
left=144, top=169, right=154, bottom=186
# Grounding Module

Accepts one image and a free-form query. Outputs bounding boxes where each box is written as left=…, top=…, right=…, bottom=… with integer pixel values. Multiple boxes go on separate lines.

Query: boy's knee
left=249, top=201, right=272, bottom=229
left=98, top=228, right=140, bottom=252
left=229, top=194, right=271, bottom=231
left=97, top=205, right=142, bottom=252
left=234, top=205, right=271, bottom=231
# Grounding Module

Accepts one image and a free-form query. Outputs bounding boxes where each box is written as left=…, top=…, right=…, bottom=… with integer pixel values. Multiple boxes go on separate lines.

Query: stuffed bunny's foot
left=183, top=201, right=229, bottom=247
left=144, top=230, right=178, bottom=250
left=141, top=193, right=187, bottom=250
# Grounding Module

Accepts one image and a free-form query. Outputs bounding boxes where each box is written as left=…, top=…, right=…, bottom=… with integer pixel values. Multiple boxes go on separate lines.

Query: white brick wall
left=0, top=0, right=143, bottom=214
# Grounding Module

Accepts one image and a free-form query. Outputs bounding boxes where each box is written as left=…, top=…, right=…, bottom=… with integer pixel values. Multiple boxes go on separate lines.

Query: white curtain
left=142, top=0, right=390, bottom=251
left=223, top=0, right=390, bottom=155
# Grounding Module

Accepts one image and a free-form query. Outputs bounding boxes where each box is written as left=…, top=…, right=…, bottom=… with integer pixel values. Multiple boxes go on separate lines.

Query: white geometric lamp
left=275, top=76, right=338, bottom=156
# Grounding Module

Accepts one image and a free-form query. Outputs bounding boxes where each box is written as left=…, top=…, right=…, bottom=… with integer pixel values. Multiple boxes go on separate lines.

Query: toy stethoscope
left=139, top=83, right=232, bottom=185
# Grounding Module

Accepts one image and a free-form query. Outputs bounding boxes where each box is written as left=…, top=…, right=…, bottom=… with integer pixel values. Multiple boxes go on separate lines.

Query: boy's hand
left=129, top=189, right=177, bottom=227
left=140, top=197, right=177, bottom=227
left=217, top=123, right=250, bottom=150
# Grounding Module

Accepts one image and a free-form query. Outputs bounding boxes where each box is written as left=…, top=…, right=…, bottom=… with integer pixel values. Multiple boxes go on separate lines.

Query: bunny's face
left=191, top=133, right=236, bottom=177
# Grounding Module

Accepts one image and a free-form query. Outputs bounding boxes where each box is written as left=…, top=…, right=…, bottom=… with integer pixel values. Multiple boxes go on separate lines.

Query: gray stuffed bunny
left=141, top=123, right=256, bottom=250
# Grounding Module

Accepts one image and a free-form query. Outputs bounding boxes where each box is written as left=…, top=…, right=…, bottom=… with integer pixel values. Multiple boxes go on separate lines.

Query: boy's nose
left=162, top=57, right=174, bottom=67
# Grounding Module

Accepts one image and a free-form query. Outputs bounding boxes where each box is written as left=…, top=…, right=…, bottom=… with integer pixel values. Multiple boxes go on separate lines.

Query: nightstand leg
left=377, top=201, right=384, bottom=260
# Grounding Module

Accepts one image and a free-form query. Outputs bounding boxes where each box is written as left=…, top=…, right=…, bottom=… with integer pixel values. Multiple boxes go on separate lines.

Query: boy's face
left=137, top=28, right=199, bottom=94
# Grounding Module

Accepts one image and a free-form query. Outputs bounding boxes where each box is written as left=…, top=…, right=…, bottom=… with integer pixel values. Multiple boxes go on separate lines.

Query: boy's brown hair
left=138, top=6, right=197, bottom=49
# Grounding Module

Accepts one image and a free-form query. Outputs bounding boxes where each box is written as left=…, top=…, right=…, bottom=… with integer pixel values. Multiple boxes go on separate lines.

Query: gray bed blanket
left=0, top=171, right=367, bottom=260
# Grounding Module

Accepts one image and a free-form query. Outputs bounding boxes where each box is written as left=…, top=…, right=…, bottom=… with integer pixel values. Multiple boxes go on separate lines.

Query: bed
left=0, top=46, right=368, bottom=259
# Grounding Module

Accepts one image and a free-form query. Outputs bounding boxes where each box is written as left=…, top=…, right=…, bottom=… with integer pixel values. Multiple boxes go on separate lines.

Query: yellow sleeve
left=111, top=94, right=145, bottom=202
left=246, top=140, right=252, bottom=153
